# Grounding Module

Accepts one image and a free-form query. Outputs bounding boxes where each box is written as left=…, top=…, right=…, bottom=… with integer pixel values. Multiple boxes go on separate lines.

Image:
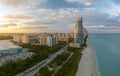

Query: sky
left=0, top=0, right=120, bottom=33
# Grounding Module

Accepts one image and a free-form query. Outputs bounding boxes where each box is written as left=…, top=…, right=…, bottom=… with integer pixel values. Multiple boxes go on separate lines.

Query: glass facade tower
left=74, top=17, right=83, bottom=45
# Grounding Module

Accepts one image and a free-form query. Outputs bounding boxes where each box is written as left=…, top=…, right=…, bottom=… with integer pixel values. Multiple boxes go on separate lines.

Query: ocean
left=89, top=33, right=120, bottom=76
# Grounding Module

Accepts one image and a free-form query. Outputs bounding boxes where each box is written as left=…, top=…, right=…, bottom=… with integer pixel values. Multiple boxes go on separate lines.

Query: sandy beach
left=76, top=40, right=100, bottom=76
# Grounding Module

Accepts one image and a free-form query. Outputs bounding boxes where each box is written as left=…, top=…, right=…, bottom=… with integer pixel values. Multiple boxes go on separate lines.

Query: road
left=16, top=44, right=69, bottom=76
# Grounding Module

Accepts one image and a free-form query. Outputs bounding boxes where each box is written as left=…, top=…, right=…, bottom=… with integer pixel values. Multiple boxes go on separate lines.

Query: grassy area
left=0, top=45, right=62, bottom=76
left=37, top=67, right=52, bottom=76
left=37, top=51, right=70, bottom=76
left=0, top=36, right=13, bottom=40
left=55, top=47, right=82, bottom=76
left=37, top=47, right=82, bottom=76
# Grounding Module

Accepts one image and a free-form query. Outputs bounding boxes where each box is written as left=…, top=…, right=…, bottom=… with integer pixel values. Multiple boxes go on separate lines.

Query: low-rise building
left=0, top=40, right=22, bottom=57
left=69, top=42, right=81, bottom=48
left=58, top=36, right=69, bottom=43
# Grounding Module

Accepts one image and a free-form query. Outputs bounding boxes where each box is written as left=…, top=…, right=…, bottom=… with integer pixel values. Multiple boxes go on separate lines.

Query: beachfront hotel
left=70, top=17, right=84, bottom=48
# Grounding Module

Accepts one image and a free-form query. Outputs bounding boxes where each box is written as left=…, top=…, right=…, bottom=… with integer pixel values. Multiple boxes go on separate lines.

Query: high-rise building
left=74, top=17, right=83, bottom=46
left=29, top=36, right=39, bottom=45
left=21, top=35, right=29, bottom=44
left=13, top=35, right=21, bottom=43
left=47, top=36, right=53, bottom=47
left=47, top=36, right=57, bottom=47
left=39, top=36, right=47, bottom=45
left=39, top=35, right=57, bottom=46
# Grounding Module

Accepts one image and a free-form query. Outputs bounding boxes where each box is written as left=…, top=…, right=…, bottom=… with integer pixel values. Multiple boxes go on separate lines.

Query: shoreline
left=76, top=39, right=100, bottom=76
left=89, top=39, right=101, bottom=76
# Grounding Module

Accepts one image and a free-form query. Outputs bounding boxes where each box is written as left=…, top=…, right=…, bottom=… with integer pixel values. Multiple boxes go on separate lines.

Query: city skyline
left=0, top=0, right=120, bottom=33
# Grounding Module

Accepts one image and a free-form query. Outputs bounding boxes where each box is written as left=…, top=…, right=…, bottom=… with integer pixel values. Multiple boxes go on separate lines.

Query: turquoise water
left=89, top=34, right=120, bottom=76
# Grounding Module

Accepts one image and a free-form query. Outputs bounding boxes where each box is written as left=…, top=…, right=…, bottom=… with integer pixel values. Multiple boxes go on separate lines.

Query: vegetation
left=0, top=36, right=13, bottom=40
left=37, top=47, right=83, bottom=76
left=37, top=51, right=70, bottom=76
left=0, top=44, right=62, bottom=76
left=69, top=38, right=74, bottom=43
left=83, top=34, right=88, bottom=47
left=37, top=66, right=52, bottom=76
left=55, top=47, right=82, bottom=76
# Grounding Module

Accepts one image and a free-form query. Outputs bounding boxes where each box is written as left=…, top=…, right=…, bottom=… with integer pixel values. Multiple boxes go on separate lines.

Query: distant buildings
left=13, top=35, right=21, bottom=43
left=58, top=35, right=69, bottom=43
left=29, top=35, right=39, bottom=45
left=13, top=34, right=58, bottom=47
left=21, top=35, right=29, bottom=44
left=47, top=36, right=58, bottom=47
left=13, top=33, right=73, bottom=47
left=14, top=35, right=39, bottom=44
left=39, top=35, right=57, bottom=46
left=39, top=35, right=47, bottom=45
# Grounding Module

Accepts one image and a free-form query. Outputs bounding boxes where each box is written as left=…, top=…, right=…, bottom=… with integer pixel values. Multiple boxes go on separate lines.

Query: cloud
left=86, top=25, right=105, bottom=29
left=3, top=14, right=34, bottom=25
left=0, top=0, right=47, bottom=8
left=2, top=14, right=57, bottom=30
left=24, top=19, right=56, bottom=25
left=109, top=8, right=120, bottom=17
left=82, top=8, right=120, bottom=27
left=112, top=0, right=120, bottom=5
left=0, top=23, right=17, bottom=27
left=26, top=7, right=120, bottom=33
left=83, top=7, right=96, bottom=12
left=20, top=25, right=70, bottom=33
left=1, top=6, right=120, bottom=33
left=84, top=2, right=91, bottom=6
left=65, top=0, right=92, bottom=6
left=0, top=0, right=24, bottom=7
left=4, top=14, right=35, bottom=23
left=4, top=15, right=32, bottom=20
left=34, top=8, right=82, bottom=24
left=21, top=26, right=49, bottom=30
left=86, top=25, right=120, bottom=33
left=35, top=9, right=54, bottom=15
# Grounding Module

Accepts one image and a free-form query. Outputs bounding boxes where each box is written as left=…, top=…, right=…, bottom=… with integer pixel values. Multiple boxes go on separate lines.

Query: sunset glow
left=0, top=0, right=120, bottom=33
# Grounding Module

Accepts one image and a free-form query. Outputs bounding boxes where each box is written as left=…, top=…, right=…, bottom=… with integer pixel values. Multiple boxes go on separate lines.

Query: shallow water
left=89, top=33, right=120, bottom=76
